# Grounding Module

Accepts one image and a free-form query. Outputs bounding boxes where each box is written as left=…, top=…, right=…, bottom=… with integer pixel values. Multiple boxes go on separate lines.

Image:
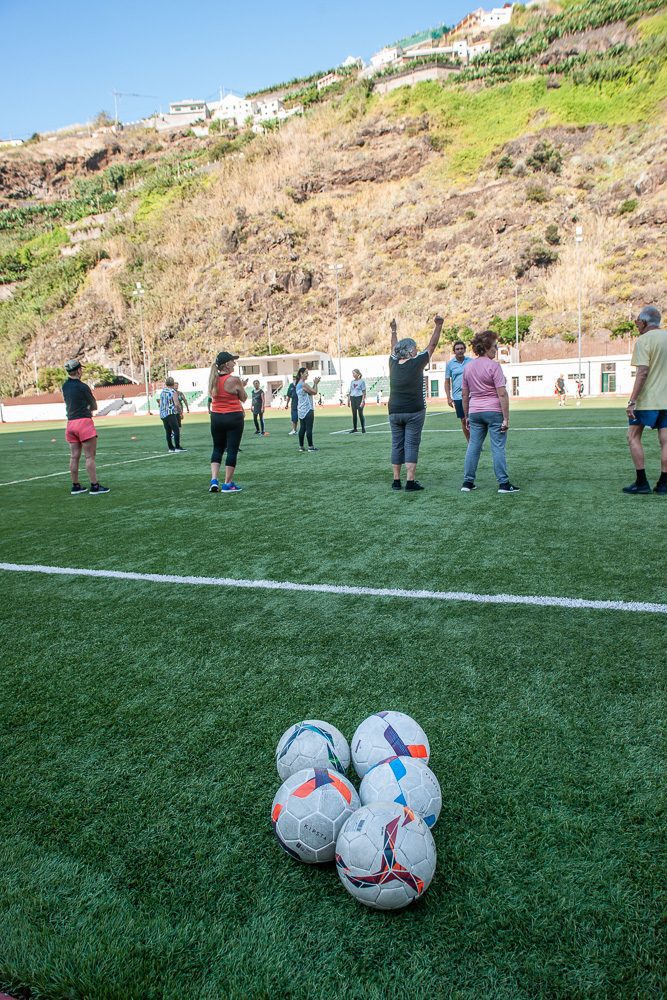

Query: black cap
left=215, top=351, right=239, bottom=367
left=64, top=359, right=82, bottom=373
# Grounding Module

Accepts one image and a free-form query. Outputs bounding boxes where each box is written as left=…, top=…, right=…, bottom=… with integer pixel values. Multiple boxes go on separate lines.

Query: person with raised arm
left=295, top=367, right=321, bottom=452
left=208, top=351, right=247, bottom=494
left=388, top=315, right=443, bottom=492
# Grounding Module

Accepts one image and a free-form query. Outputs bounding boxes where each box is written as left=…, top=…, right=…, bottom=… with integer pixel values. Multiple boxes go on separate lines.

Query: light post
left=575, top=225, right=584, bottom=394
left=133, top=281, right=150, bottom=413
left=513, top=276, right=519, bottom=353
left=329, top=263, right=344, bottom=397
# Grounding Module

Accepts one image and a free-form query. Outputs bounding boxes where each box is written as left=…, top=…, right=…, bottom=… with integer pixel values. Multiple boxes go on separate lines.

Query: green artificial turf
left=0, top=403, right=665, bottom=999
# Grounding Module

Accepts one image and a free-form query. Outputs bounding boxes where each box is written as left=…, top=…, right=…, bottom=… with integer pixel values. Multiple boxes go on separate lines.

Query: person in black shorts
left=208, top=351, right=247, bottom=494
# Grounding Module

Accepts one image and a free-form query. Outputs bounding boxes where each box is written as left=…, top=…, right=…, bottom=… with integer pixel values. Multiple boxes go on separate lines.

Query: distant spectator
left=285, top=374, right=299, bottom=435
left=388, top=315, right=443, bottom=492
left=296, top=366, right=321, bottom=452
left=623, top=305, right=667, bottom=495
left=159, top=377, right=186, bottom=453
left=555, top=374, right=566, bottom=406
left=61, top=359, right=110, bottom=495
left=348, top=368, right=366, bottom=434
left=460, top=330, right=519, bottom=494
left=208, top=351, right=247, bottom=494
left=445, top=340, right=473, bottom=442
left=251, top=380, right=266, bottom=435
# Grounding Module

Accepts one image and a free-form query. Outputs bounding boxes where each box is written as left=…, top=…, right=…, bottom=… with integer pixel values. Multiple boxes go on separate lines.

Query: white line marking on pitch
left=1, top=562, right=665, bottom=615
left=0, top=452, right=173, bottom=488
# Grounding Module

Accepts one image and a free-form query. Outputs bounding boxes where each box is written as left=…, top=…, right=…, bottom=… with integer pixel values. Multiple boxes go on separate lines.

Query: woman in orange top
left=208, top=351, right=247, bottom=494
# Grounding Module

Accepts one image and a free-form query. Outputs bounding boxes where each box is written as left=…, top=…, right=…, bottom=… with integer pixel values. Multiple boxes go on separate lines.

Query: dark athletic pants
left=253, top=412, right=265, bottom=433
left=162, top=414, right=181, bottom=451
left=298, top=410, right=314, bottom=448
left=350, top=395, right=365, bottom=430
left=210, top=412, right=244, bottom=467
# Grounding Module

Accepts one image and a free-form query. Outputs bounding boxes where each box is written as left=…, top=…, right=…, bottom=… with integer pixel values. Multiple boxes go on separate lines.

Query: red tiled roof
left=2, top=383, right=147, bottom=406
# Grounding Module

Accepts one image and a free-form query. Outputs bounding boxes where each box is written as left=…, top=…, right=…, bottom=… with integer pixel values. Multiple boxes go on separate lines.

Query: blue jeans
left=463, top=411, right=509, bottom=484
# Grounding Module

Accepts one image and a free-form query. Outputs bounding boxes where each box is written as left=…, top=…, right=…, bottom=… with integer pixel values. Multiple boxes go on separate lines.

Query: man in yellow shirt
left=624, top=306, right=667, bottom=495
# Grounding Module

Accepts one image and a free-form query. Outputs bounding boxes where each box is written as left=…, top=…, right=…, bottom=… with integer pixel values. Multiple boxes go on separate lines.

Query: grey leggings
left=390, top=410, right=426, bottom=465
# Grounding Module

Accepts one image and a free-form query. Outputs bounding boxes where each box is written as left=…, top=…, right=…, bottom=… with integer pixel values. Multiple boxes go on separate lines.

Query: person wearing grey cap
left=388, top=315, right=443, bottom=491
left=208, top=350, right=247, bottom=493
left=61, top=359, right=110, bottom=495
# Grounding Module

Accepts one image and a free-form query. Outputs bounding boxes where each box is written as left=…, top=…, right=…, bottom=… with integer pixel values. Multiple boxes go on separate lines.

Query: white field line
left=1, top=562, right=665, bottom=615
left=0, top=452, right=173, bottom=488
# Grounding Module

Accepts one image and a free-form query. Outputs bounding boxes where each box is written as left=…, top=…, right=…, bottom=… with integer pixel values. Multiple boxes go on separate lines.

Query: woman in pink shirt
left=460, top=331, right=519, bottom=494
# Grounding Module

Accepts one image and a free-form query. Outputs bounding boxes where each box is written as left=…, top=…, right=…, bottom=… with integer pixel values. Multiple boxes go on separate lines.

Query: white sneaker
left=288, top=430, right=296, bottom=435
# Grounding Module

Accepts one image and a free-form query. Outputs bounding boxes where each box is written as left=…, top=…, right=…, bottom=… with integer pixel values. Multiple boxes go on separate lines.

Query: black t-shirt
left=62, top=378, right=96, bottom=420
left=388, top=351, right=430, bottom=414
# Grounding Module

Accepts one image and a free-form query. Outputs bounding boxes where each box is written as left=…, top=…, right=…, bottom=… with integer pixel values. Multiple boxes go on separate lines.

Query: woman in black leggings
left=251, top=380, right=266, bottom=435
left=208, top=350, right=247, bottom=494
left=296, top=367, right=321, bottom=452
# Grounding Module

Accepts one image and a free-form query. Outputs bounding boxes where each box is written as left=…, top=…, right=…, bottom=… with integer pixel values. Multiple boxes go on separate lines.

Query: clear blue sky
left=1, top=0, right=473, bottom=138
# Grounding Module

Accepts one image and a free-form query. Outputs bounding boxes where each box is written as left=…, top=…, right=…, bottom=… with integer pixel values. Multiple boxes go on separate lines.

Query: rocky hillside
left=1, top=0, right=666, bottom=395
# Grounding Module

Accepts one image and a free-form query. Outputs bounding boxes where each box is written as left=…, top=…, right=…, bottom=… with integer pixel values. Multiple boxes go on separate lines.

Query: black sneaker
left=497, top=482, right=520, bottom=494
left=254, top=431, right=260, bottom=435
left=392, top=479, right=402, bottom=490
left=70, top=483, right=87, bottom=496
left=405, top=480, right=424, bottom=491
left=299, top=447, right=306, bottom=453
left=90, top=483, right=110, bottom=494
left=460, top=481, right=476, bottom=492
left=361, top=428, right=366, bottom=434
left=308, top=447, right=319, bottom=452
left=349, top=429, right=358, bottom=434
left=654, top=482, right=667, bottom=495
left=622, top=482, right=651, bottom=494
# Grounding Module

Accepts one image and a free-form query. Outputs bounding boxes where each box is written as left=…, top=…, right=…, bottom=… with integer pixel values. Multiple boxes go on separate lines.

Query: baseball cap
left=215, top=351, right=239, bottom=366
left=64, top=359, right=82, bottom=373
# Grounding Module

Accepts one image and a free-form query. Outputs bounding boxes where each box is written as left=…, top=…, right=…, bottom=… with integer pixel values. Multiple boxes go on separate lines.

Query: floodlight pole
left=329, top=263, right=344, bottom=395
left=133, top=282, right=150, bottom=413
left=575, top=225, right=584, bottom=393
left=514, top=277, right=519, bottom=352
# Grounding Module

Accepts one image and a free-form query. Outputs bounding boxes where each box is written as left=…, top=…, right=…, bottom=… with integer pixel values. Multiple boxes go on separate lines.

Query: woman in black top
left=389, top=315, right=443, bottom=492
left=251, top=380, right=266, bottom=435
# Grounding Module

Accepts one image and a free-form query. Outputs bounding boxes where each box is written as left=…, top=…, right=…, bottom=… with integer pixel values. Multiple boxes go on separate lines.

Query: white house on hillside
left=209, top=93, right=256, bottom=128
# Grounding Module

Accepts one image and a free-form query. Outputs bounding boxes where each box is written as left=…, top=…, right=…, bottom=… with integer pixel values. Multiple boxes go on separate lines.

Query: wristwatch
left=627, top=400, right=636, bottom=406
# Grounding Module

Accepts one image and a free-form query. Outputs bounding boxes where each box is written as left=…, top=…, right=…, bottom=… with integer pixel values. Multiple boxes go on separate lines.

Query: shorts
left=629, top=409, right=667, bottom=429
left=65, top=418, right=97, bottom=444
left=453, top=399, right=465, bottom=419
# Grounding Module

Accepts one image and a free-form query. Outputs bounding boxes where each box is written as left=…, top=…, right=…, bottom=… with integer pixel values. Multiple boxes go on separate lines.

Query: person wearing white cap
left=61, top=360, right=110, bottom=495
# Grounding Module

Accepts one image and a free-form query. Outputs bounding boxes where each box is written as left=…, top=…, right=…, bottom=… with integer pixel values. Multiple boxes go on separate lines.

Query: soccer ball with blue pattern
left=359, top=756, right=441, bottom=828
left=351, top=710, right=430, bottom=778
left=275, top=719, right=350, bottom=781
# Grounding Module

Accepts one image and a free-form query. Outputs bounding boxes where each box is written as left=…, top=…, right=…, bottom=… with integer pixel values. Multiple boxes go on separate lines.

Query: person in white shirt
left=347, top=369, right=367, bottom=433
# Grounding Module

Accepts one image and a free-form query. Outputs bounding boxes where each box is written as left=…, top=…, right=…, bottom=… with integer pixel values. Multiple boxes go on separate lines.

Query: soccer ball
left=360, top=756, right=441, bottom=828
left=351, top=711, right=430, bottom=778
left=275, top=719, right=350, bottom=780
left=271, top=767, right=360, bottom=863
left=336, top=802, right=436, bottom=910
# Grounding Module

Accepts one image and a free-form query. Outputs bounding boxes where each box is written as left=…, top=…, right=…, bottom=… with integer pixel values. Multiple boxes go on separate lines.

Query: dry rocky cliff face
left=2, top=108, right=666, bottom=377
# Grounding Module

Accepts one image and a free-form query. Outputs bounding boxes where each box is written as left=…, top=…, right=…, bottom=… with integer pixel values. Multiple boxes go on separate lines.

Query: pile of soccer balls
left=271, top=711, right=440, bottom=911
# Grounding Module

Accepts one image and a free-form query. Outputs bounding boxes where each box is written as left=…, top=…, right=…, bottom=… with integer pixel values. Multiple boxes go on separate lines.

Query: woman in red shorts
left=62, top=359, right=110, bottom=495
